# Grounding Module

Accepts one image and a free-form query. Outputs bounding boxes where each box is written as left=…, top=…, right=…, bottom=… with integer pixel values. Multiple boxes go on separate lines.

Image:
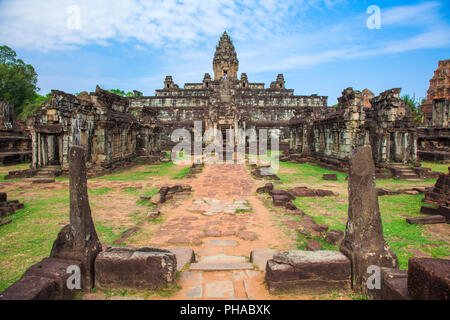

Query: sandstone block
left=407, top=258, right=450, bottom=300
left=95, top=247, right=177, bottom=290
left=265, top=250, right=351, bottom=295
left=250, top=248, right=279, bottom=270
left=0, top=258, right=82, bottom=300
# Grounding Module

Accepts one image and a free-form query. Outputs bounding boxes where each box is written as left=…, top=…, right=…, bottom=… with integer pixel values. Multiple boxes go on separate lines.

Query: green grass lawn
left=421, top=161, right=449, bottom=174
left=0, top=158, right=448, bottom=295
left=283, top=161, right=449, bottom=270
left=277, top=162, right=348, bottom=185
left=0, top=162, right=30, bottom=182
left=0, top=161, right=188, bottom=292
left=97, top=162, right=190, bottom=181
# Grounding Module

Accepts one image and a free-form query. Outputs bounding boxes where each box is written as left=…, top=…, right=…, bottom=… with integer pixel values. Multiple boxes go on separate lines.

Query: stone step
left=395, top=172, right=418, bottom=176
left=406, top=215, right=446, bottom=225
left=31, top=178, right=55, bottom=184
left=205, top=239, right=238, bottom=247
left=198, top=254, right=247, bottom=263
left=189, top=262, right=254, bottom=271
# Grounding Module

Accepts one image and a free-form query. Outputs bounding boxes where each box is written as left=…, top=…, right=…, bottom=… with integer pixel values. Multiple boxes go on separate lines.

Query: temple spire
left=213, top=31, right=239, bottom=81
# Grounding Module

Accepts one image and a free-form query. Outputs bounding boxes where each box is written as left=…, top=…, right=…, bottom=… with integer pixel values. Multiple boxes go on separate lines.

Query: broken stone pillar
left=50, top=146, right=102, bottom=290
left=340, top=146, right=398, bottom=295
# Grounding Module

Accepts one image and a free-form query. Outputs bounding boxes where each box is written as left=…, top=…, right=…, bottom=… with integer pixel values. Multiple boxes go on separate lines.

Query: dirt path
left=126, top=163, right=295, bottom=300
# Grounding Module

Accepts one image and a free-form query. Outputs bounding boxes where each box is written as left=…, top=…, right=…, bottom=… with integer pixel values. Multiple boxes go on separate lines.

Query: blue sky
left=0, top=0, right=449, bottom=105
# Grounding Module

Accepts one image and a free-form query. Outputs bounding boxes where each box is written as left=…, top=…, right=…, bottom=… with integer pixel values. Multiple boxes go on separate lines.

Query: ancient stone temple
left=28, top=87, right=160, bottom=174
left=421, top=59, right=450, bottom=126
left=289, top=87, right=418, bottom=169
left=0, top=101, right=31, bottom=165
left=129, top=31, right=328, bottom=153
left=418, top=59, right=450, bottom=162
left=28, top=31, right=421, bottom=171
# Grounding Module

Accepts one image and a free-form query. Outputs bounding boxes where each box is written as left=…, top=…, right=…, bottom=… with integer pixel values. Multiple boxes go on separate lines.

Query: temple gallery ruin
left=0, top=32, right=448, bottom=301
left=7, top=32, right=446, bottom=178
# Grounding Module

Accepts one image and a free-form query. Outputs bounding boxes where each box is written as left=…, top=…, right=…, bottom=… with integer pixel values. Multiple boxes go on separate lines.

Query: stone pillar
left=50, top=146, right=102, bottom=290
left=31, top=131, right=38, bottom=169
left=58, top=135, right=63, bottom=166
left=47, top=135, right=55, bottom=163
left=340, top=146, right=398, bottom=295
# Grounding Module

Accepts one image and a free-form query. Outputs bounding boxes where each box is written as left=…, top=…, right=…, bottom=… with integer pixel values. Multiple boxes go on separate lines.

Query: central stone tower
left=213, top=31, right=239, bottom=81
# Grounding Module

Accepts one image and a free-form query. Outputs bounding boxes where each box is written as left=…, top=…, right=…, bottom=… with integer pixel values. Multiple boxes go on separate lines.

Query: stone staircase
left=30, top=165, right=62, bottom=183
left=391, top=165, right=424, bottom=182
left=176, top=239, right=260, bottom=300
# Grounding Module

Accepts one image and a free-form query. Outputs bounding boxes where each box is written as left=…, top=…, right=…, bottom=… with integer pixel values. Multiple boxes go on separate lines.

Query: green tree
left=107, top=88, right=137, bottom=97
left=401, top=94, right=424, bottom=124
left=107, top=88, right=126, bottom=96
left=0, top=45, right=39, bottom=115
left=18, top=93, right=51, bottom=121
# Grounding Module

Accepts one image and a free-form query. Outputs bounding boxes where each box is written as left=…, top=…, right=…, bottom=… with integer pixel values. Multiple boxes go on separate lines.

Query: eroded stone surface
left=407, top=257, right=450, bottom=300
left=95, top=246, right=177, bottom=290
left=250, top=249, right=279, bottom=270
left=340, top=146, right=398, bottom=295
left=50, top=146, right=102, bottom=290
left=266, top=250, right=351, bottom=295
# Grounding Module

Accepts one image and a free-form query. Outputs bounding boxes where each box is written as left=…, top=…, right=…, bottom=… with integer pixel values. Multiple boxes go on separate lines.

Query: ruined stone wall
left=29, top=88, right=152, bottom=171
left=368, top=88, right=418, bottom=166
left=0, top=101, right=32, bottom=164
left=296, top=88, right=368, bottom=168
left=422, top=59, right=450, bottom=125
left=291, top=87, right=419, bottom=168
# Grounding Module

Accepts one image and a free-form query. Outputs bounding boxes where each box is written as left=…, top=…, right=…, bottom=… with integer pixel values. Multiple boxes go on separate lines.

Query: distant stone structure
left=0, top=101, right=31, bottom=164
left=421, top=59, right=450, bottom=126
left=27, top=87, right=160, bottom=175
left=290, top=87, right=418, bottom=170
left=28, top=31, right=423, bottom=172
left=418, top=59, right=450, bottom=162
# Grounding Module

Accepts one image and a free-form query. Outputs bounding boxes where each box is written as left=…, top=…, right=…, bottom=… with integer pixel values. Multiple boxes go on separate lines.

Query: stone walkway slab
left=189, top=262, right=254, bottom=271
left=206, top=239, right=238, bottom=247
left=184, top=286, right=203, bottom=299
left=250, top=248, right=279, bottom=270
left=199, top=254, right=247, bottom=263
left=168, top=248, right=196, bottom=271
left=204, top=280, right=234, bottom=298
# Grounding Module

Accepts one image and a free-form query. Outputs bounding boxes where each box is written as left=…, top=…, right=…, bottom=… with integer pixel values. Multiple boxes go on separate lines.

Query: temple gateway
left=25, top=31, right=431, bottom=177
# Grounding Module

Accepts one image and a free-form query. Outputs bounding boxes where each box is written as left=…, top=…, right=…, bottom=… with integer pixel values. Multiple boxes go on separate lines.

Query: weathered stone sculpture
left=50, top=146, right=102, bottom=290
left=340, top=146, right=398, bottom=295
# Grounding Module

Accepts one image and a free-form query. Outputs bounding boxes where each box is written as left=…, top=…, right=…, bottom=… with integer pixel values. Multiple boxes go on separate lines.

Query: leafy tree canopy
left=401, top=94, right=425, bottom=124
left=18, top=93, right=51, bottom=121
left=0, top=45, right=39, bottom=115
left=106, top=88, right=139, bottom=97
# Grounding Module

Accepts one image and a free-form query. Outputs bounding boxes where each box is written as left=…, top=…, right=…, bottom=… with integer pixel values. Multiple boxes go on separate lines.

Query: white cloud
left=382, top=1, right=442, bottom=27
left=0, top=0, right=341, bottom=51
left=1, top=0, right=449, bottom=92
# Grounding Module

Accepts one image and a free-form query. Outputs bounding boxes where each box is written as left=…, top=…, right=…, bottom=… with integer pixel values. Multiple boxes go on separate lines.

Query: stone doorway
left=219, top=125, right=235, bottom=162
left=37, top=134, right=62, bottom=168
